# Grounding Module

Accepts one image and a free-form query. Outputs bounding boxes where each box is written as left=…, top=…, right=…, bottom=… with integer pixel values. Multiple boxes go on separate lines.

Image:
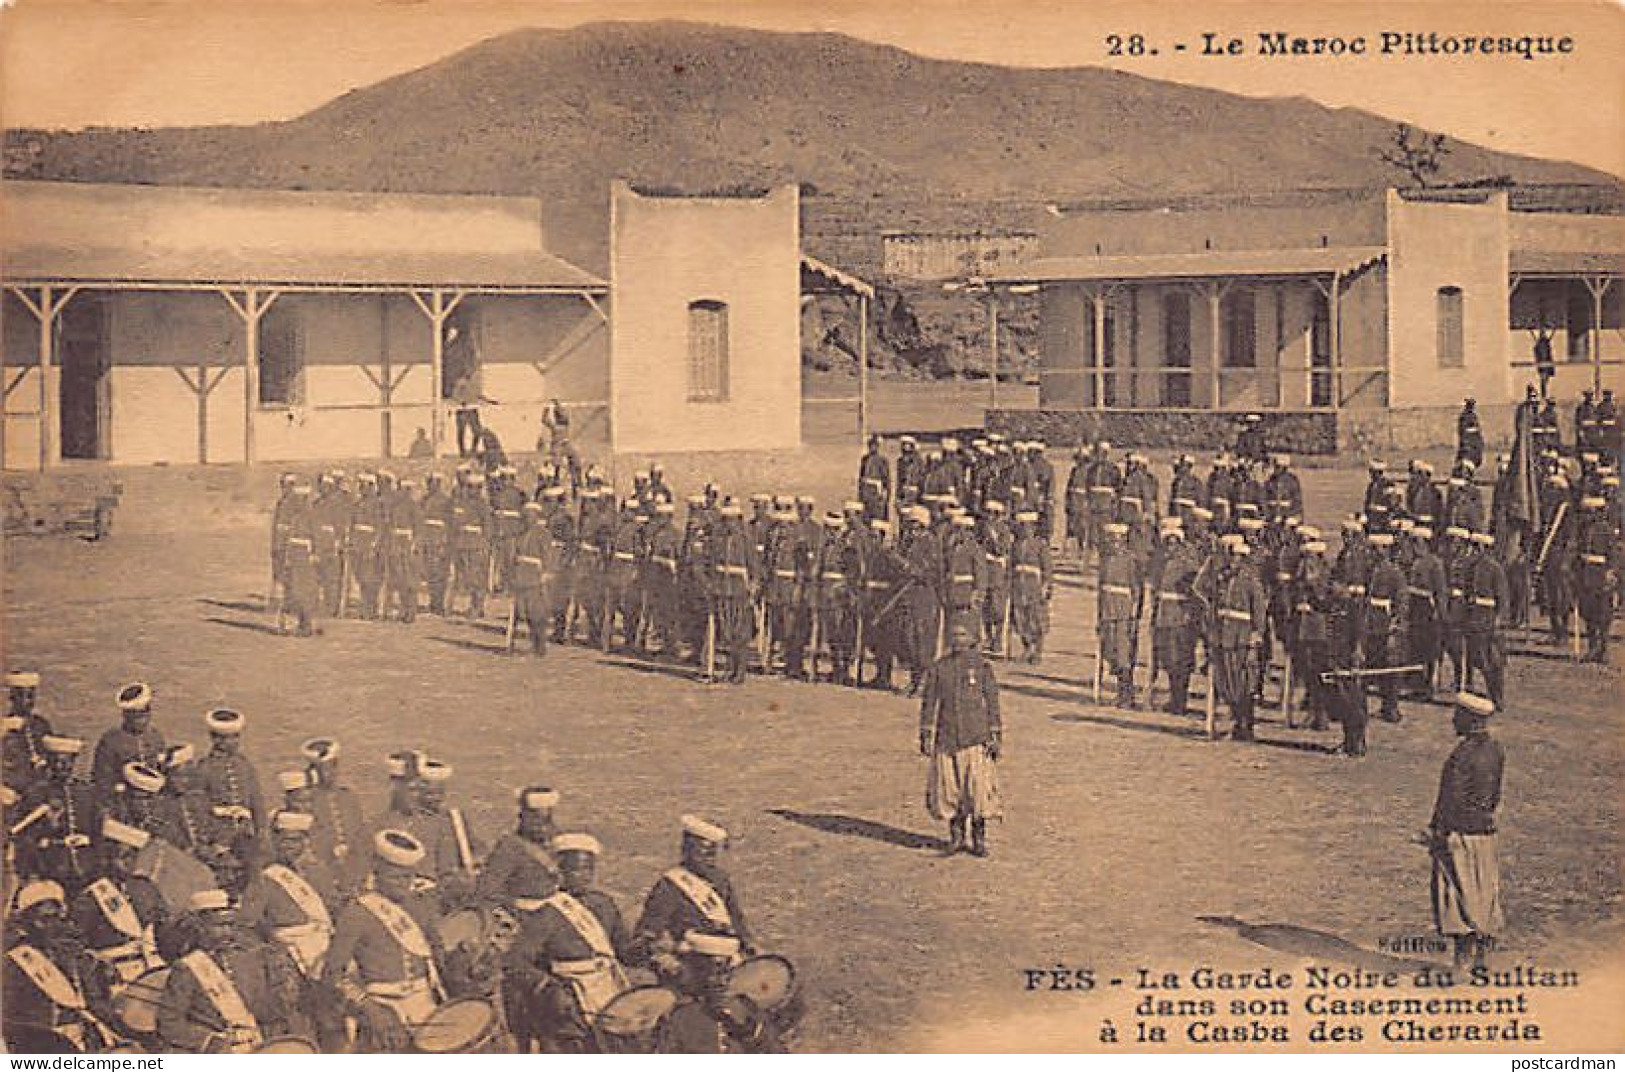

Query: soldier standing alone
left=918, top=623, right=1003, bottom=857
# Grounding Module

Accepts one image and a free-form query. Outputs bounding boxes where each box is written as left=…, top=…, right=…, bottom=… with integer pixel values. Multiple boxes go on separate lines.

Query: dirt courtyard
left=4, top=445, right=1622, bottom=1052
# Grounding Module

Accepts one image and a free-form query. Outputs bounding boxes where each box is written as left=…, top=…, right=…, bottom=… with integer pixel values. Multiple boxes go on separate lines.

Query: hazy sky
left=3, top=0, right=1622, bottom=177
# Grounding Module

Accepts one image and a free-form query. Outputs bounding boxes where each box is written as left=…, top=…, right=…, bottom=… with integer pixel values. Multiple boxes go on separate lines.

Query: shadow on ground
left=1198, top=915, right=1442, bottom=974
left=768, top=807, right=948, bottom=853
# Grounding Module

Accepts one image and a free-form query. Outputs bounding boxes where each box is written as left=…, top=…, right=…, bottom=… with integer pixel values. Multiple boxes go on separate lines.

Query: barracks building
left=988, top=188, right=1624, bottom=452
left=2, top=180, right=872, bottom=471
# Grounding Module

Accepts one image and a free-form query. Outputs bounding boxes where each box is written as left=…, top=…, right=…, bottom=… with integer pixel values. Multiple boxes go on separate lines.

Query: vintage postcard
left=1, top=0, right=1622, bottom=1056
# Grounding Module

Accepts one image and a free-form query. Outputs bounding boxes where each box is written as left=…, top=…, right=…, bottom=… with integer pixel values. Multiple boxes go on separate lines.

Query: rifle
left=854, top=611, right=866, bottom=685
left=1205, top=660, right=1217, bottom=740
left=450, top=807, right=476, bottom=875
left=505, top=596, right=519, bottom=654
left=808, top=607, right=823, bottom=683
left=1532, top=501, right=1568, bottom=578
left=337, top=551, right=351, bottom=619
left=1319, top=664, right=1425, bottom=683
left=703, top=608, right=717, bottom=684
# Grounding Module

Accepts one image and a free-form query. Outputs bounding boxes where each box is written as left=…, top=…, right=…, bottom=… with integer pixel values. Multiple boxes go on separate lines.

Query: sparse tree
left=1381, top=123, right=1450, bottom=188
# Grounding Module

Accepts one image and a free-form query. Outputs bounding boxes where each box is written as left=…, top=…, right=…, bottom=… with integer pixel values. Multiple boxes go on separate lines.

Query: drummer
left=71, top=817, right=171, bottom=1001
left=506, top=832, right=630, bottom=1053
left=631, top=816, right=755, bottom=976
left=322, top=829, right=447, bottom=1052
left=656, top=930, right=779, bottom=1054
left=476, top=786, right=561, bottom=906
left=158, top=889, right=306, bottom=1053
left=2, top=880, right=105, bottom=1053
left=237, top=811, right=338, bottom=976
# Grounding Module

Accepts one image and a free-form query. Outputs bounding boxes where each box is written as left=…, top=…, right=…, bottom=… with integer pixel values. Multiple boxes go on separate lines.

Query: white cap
left=205, top=708, right=245, bottom=735
left=681, top=814, right=728, bottom=845
left=870, top=520, right=892, bottom=534
left=1299, top=526, right=1322, bottom=541
left=552, top=833, right=602, bottom=856
left=117, top=682, right=153, bottom=712
left=301, top=737, right=339, bottom=763
left=14, top=880, right=66, bottom=914
left=1303, top=541, right=1328, bottom=554
left=123, top=761, right=166, bottom=794
left=1102, top=522, right=1128, bottom=536
left=1238, top=518, right=1265, bottom=533
left=1412, top=526, right=1434, bottom=541
left=951, top=514, right=974, bottom=528
left=374, top=828, right=427, bottom=868
left=1455, top=692, right=1495, bottom=717
left=520, top=787, right=560, bottom=812
left=7, top=670, right=40, bottom=688
left=419, top=759, right=453, bottom=784
left=278, top=770, right=311, bottom=792
left=682, top=930, right=742, bottom=958
left=1470, top=532, right=1494, bottom=546
left=41, top=735, right=84, bottom=755
left=1368, top=532, right=1394, bottom=547
left=189, top=889, right=232, bottom=913
left=272, top=810, right=315, bottom=833
left=102, top=816, right=151, bottom=849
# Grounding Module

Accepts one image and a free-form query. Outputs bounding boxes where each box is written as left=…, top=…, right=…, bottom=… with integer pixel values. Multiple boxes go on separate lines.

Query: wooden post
left=1092, top=290, right=1107, bottom=410
left=37, top=286, right=54, bottom=470
left=858, top=292, right=870, bottom=442
left=1329, top=270, right=1343, bottom=410
left=411, top=290, right=465, bottom=458
left=1587, top=276, right=1610, bottom=394
left=987, top=293, right=1000, bottom=412
left=428, top=291, right=445, bottom=456
left=223, top=289, right=277, bottom=464
left=1207, top=283, right=1223, bottom=412
left=243, top=292, right=260, bottom=463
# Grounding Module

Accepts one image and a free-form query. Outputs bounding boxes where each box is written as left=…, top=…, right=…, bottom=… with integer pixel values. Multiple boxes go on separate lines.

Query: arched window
left=688, top=299, right=729, bottom=402
left=1436, top=286, right=1464, bottom=368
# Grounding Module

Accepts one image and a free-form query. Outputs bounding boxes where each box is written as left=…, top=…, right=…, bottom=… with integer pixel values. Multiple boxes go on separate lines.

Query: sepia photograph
left=1, top=0, right=1622, bottom=1055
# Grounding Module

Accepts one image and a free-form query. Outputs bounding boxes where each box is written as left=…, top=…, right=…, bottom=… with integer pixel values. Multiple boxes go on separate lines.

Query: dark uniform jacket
left=919, top=649, right=1000, bottom=753
left=1431, top=734, right=1504, bottom=835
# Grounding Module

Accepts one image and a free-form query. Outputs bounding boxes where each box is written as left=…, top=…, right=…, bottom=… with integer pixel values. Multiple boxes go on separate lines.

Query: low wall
left=987, top=409, right=1340, bottom=455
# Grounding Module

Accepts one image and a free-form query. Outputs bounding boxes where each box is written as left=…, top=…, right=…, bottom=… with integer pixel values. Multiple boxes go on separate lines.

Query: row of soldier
left=2, top=676, right=796, bottom=1053
left=269, top=460, right=1062, bottom=691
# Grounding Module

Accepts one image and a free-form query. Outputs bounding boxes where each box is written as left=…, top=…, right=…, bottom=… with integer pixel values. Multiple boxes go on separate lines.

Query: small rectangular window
left=1223, top=288, right=1256, bottom=368
left=688, top=299, right=729, bottom=402
left=259, top=305, right=303, bottom=405
left=1437, top=286, right=1464, bottom=368
left=1163, top=291, right=1191, bottom=406
left=1565, top=285, right=1592, bottom=362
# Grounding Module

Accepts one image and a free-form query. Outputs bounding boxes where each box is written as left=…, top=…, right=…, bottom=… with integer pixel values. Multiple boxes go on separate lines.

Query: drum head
left=413, top=998, right=496, bottom=1053
left=597, top=985, right=678, bottom=1037
left=727, top=955, right=796, bottom=1010
left=438, top=909, right=487, bottom=952
left=114, top=967, right=171, bottom=1034
left=254, top=1037, right=318, bottom=1054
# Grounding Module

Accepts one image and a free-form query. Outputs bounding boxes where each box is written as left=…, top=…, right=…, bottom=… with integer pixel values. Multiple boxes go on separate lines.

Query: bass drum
left=112, top=967, right=171, bottom=1037
left=253, top=1037, right=318, bottom=1054
left=595, top=985, right=677, bottom=1054
left=727, top=954, right=805, bottom=1039
left=411, top=998, right=505, bottom=1054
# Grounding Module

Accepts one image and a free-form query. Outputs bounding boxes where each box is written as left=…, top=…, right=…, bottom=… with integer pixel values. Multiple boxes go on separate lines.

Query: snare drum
left=253, top=1037, right=318, bottom=1054
left=595, top=985, right=678, bottom=1053
left=726, top=955, right=796, bottom=1011
left=112, top=966, right=171, bottom=1036
left=728, top=954, right=804, bottom=1035
left=411, top=998, right=504, bottom=1054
